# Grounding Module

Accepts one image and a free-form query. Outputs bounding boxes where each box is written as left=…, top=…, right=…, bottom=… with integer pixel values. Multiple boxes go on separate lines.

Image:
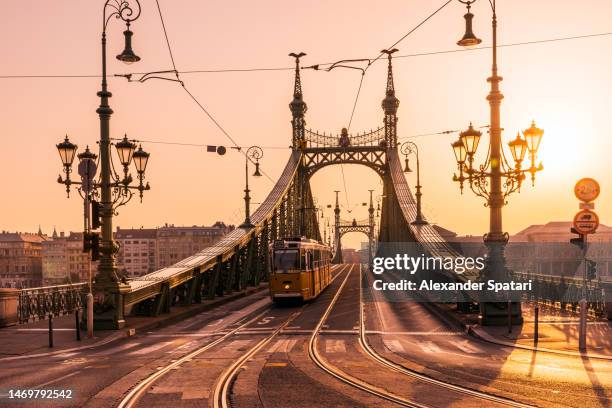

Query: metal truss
left=302, top=146, right=386, bottom=179
left=304, top=127, right=385, bottom=148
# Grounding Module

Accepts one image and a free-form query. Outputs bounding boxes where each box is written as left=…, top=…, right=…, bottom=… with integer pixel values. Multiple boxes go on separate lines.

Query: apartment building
left=115, top=228, right=157, bottom=278
left=0, top=231, right=48, bottom=288
left=42, top=230, right=96, bottom=285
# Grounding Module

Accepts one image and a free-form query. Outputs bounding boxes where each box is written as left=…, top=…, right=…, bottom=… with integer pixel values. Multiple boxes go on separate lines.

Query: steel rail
left=211, top=263, right=350, bottom=408
left=119, top=264, right=346, bottom=408
left=308, top=264, right=426, bottom=408
left=212, top=312, right=299, bottom=408
left=213, top=264, right=350, bottom=407
left=117, top=307, right=272, bottom=408
left=358, top=265, right=536, bottom=408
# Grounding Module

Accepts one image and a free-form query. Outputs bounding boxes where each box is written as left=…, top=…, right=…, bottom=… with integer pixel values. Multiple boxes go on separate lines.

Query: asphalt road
left=0, top=263, right=609, bottom=408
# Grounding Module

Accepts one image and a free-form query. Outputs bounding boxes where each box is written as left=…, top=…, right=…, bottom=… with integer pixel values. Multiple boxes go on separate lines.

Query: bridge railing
left=17, top=283, right=87, bottom=324
left=123, top=151, right=303, bottom=312
left=385, top=148, right=482, bottom=283
left=512, top=271, right=608, bottom=317
left=304, top=127, right=385, bottom=147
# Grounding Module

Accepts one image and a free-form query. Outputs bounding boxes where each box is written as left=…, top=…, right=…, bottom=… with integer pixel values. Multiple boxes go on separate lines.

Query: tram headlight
left=284, top=284, right=290, bottom=290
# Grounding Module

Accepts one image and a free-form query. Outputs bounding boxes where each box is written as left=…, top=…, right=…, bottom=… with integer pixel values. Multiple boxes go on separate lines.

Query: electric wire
left=155, top=0, right=178, bottom=73
left=339, top=0, right=452, bottom=216
left=1, top=31, right=611, bottom=79
left=154, top=0, right=275, bottom=183
left=110, top=123, right=489, bottom=149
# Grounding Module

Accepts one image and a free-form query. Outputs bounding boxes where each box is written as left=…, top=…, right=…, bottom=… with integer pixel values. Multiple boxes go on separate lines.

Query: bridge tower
left=289, top=52, right=307, bottom=149
left=381, top=48, right=399, bottom=149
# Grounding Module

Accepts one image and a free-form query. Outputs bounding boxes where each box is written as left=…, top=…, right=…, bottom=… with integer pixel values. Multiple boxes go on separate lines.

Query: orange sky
left=1, top=0, right=611, bottom=249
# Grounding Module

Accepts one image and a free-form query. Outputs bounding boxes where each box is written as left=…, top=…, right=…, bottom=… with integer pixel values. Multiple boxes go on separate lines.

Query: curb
left=425, top=301, right=611, bottom=361
left=0, top=284, right=268, bottom=362
left=467, top=325, right=612, bottom=361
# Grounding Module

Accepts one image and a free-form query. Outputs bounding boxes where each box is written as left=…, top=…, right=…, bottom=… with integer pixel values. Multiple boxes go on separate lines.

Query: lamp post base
left=91, top=281, right=130, bottom=330
left=480, top=301, right=523, bottom=326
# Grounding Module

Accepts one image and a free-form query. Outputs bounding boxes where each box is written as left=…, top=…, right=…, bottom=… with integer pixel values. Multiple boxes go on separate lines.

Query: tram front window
left=274, top=250, right=299, bottom=272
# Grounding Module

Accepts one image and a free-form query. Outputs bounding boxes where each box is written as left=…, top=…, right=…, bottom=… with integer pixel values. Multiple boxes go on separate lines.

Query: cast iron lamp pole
left=96, top=0, right=143, bottom=329
left=56, top=1, right=148, bottom=330
left=400, top=141, right=426, bottom=225
left=453, top=0, right=544, bottom=325
left=239, top=146, right=263, bottom=228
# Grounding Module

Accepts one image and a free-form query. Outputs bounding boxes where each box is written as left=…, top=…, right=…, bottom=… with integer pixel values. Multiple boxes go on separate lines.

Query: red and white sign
left=573, top=209, right=599, bottom=235
left=574, top=178, right=600, bottom=203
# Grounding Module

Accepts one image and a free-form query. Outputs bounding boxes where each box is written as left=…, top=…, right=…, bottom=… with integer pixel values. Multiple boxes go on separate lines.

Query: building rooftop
left=0, top=232, right=50, bottom=243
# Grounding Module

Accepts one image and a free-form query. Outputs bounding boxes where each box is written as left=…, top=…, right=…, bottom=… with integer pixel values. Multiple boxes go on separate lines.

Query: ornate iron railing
left=513, top=271, right=607, bottom=317
left=304, top=127, right=385, bottom=147
left=18, top=283, right=87, bottom=324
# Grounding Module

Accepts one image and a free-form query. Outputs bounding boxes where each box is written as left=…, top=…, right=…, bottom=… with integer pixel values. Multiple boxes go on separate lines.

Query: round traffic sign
left=78, top=158, right=97, bottom=193
left=574, top=178, right=600, bottom=202
left=573, top=209, right=599, bottom=235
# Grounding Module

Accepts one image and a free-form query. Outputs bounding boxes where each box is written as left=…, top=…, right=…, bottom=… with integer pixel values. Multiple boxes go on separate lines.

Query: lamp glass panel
left=524, top=130, right=543, bottom=153
left=133, top=150, right=149, bottom=173
left=509, top=137, right=527, bottom=162
left=461, top=132, right=480, bottom=155
left=452, top=140, right=467, bottom=163
left=116, top=143, right=135, bottom=166
left=57, top=145, right=76, bottom=166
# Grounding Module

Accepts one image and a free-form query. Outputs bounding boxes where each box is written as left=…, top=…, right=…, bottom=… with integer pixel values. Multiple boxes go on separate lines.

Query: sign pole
left=579, top=232, right=587, bottom=352
left=573, top=177, right=600, bottom=353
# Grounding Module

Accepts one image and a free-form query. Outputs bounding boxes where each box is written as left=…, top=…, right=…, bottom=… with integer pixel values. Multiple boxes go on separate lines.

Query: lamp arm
left=103, top=0, right=142, bottom=31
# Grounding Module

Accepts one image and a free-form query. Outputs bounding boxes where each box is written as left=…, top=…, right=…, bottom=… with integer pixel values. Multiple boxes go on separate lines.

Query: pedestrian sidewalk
left=426, top=301, right=612, bottom=360
left=0, top=284, right=267, bottom=361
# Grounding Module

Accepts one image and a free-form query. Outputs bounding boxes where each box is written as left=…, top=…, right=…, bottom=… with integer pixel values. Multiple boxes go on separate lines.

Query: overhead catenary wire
left=1, top=31, right=610, bottom=79
left=153, top=0, right=275, bottom=184
left=338, top=0, right=453, bottom=215
left=111, top=123, right=490, bottom=149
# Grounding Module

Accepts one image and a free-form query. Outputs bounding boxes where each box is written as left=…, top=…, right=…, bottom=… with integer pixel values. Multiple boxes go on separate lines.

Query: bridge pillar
left=481, top=242, right=523, bottom=326
left=0, top=288, right=19, bottom=327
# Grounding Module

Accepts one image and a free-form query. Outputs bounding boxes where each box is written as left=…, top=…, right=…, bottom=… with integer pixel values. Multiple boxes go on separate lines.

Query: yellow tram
left=269, top=237, right=332, bottom=302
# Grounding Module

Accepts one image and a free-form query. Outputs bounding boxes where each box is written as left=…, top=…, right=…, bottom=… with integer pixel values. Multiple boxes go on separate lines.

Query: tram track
left=117, top=264, right=350, bottom=408
left=116, top=307, right=272, bottom=408
left=358, top=265, right=536, bottom=408
left=308, top=264, right=427, bottom=408
left=211, top=263, right=351, bottom=408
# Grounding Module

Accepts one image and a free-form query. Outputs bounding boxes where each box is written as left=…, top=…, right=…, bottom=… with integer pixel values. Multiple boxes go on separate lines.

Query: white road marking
left=167, top=341, right=196, bottom=354
left=449, top=340, right=481, bottom=354
left=383, top=339, right=405, bottom=353
left=257, top=316, right=275, bottom=325
left=419, top=341, right=440, bottom=354
left=130, top=341, right=174, bottom=356
left=268, top=339, right=297, bottom=353
left=226, top=340, right=252, bottom=351
left=146, top=333, right=220, bottom=337
left=325, top=339, right=346, bottom=353
left=16, top=328, right=76, bottom=332
left=208, top=319, right=224, bottom=326
left=54, top=352, right=79, bottom=359
left=368, top=331, right=461, bottom=336
left=35, top=370, right=81, bottom=388
left=93, top=342, right=141, bottom=356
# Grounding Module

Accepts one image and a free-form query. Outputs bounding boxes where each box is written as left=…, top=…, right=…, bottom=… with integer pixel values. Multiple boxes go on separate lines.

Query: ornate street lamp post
left=452, top=0, right=544, bottom=325
left=55, top=0, right=150, bottom=330
left=400, top=141, right=426, bottom=225
left=239, top=146, right=263, bottom=228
